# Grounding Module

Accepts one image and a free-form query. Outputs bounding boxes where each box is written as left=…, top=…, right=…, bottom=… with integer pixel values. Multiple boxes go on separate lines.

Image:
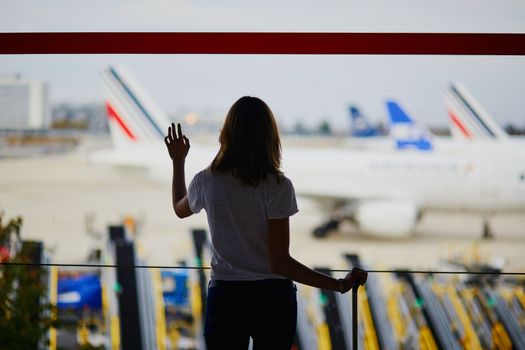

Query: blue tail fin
left=386, top=100, right=433, bottom=151
left=348, top=105, right=380, bottom=137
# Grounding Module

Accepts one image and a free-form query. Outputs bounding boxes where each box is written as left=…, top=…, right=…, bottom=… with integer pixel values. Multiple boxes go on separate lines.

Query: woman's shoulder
left=192, top=168, right=211, bottom=184
left=195, top=167, right=231, bottom=183
left=264, top=173, right=293, bottom=189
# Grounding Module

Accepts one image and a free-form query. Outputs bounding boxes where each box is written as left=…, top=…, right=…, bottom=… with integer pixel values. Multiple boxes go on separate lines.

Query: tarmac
left=1, top=135, right=524, bottom=275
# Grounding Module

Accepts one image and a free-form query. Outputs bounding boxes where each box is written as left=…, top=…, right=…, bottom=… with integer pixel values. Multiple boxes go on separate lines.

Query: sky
left=1, top=0, right=525, bottom=130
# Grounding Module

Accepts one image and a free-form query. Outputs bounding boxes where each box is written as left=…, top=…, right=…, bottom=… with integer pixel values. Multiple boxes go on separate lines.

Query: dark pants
left=204, top=278, right=297, bottom=350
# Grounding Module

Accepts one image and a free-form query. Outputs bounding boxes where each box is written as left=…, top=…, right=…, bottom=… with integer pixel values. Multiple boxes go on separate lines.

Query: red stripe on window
left=106, top=101, right=137, bottom=141
left=1, top=32, right=524, bottom=55
left=448, top=110, right=471, bottom=138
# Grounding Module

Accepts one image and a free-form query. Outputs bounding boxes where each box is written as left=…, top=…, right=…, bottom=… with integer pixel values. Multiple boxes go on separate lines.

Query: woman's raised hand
left=165, top=122, right=190, bottom=162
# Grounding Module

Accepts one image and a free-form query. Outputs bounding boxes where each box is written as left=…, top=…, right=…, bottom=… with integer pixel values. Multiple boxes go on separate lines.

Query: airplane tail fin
left=348, top=105, right=379, bottom=137
left=386, top=100, right=433, bottom=151
left=100, top=65, right=170, bottom=149
left=443, top=82, right=508, bottom=141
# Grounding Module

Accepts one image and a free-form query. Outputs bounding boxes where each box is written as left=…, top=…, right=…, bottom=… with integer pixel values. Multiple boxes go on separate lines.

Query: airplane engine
left=355, top=200, right=418, bottom=237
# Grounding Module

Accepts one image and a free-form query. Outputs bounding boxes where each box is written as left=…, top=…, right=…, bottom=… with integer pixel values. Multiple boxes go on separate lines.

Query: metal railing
left=2, top=260, right=525, bottom=349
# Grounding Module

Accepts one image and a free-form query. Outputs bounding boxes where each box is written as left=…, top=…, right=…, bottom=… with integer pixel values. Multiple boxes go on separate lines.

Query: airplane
left=91, top=65, right=213, bottom=179
left=444, top=82, right=515, bottom=142
left=386, top=100, right=434, bottom=151
left=344, top=101, right=439, bottom=152
left=91, top=65, right=525, bottom=239
left=344, top=99, right=469, bottom=155
left=348, top=105, right=384, bottom=137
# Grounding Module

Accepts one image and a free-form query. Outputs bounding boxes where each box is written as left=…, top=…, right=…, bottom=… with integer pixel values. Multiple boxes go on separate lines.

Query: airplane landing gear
left=313, top=219, right=340, bottom=238
left=482, top=220, right=493, bottom=239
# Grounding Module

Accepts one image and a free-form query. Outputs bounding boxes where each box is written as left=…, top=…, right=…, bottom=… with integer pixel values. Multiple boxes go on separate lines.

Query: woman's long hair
left=211, top=96, right=283, bottom=186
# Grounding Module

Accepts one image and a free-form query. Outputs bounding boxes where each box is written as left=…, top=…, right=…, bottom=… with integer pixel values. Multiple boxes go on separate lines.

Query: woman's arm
left=165, top=123, right=193, bottom=218
left=267, top=218, right=366, bottom=293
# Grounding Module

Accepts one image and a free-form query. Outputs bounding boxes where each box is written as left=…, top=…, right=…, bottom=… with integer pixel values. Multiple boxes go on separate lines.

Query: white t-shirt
left=187, top=169, right=298, bottom=281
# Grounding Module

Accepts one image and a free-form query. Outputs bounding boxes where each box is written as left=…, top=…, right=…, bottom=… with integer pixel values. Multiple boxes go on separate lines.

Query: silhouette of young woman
left=165, top=96, right=367, bottom=349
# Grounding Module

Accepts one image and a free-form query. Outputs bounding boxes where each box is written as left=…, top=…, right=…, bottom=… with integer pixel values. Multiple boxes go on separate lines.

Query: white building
left=0, top=76, right=50, bottom=130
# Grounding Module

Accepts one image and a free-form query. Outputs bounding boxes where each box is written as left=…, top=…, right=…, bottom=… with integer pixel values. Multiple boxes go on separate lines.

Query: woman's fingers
left=177, top=123, right=183, bottom=140
left=167, top=122, right=184, bottom=140
left=166, top=123, right=190, bottom=153
left=171, top=122, right=177, bottom=139
left=346, top=267, right=367, bottom=288
left=354, top=269, right=367, bottom=285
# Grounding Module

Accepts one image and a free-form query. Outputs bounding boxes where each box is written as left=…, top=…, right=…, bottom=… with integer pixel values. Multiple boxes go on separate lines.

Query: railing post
left=352, top=282, right=360, bottom=350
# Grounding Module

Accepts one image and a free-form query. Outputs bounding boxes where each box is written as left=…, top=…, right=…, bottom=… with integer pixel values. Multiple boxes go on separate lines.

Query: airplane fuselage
left=283, top=146, right=525, bottom=213
left=92, top=141, right=525, bottom=214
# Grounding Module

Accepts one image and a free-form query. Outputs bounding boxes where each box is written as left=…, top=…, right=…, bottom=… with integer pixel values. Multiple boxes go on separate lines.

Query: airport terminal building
left=0, top=76, right=50, bottom=130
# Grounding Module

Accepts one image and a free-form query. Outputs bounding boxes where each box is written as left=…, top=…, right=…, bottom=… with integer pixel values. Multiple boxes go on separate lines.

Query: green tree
left=0, top=213, right=55, bottom=350
left=317, top=119, right=332, bottom=136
